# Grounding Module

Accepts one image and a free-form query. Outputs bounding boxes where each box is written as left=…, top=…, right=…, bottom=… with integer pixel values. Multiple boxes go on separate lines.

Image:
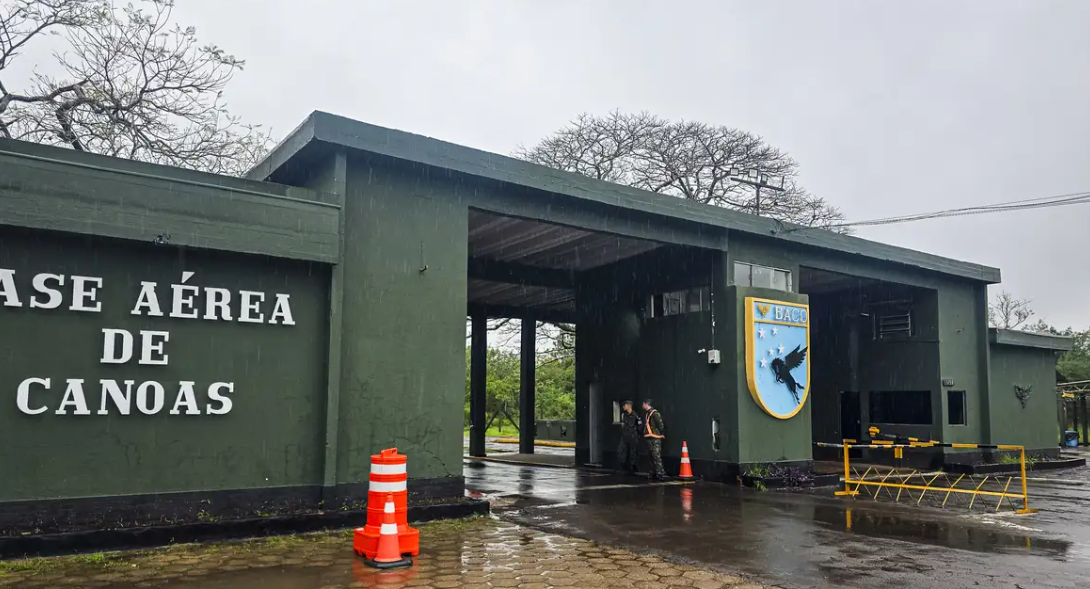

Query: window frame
left=868, top=390, right=934, bottom=426
left=947, top=390, right=967, bottom=426
left=733, top=261, right=793, bottom=292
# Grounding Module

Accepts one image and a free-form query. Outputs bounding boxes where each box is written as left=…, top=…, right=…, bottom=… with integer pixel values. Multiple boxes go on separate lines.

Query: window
left=868, top=391, right=933, bottom=425
left=733, top=262, right=792, bottom=292
left=875, top=312, right=913, bottom=339
left=646, top=286, right=710, bottom=318
left=947, top=390, right=966, bottom=426
left=612, top=401, right=621, bottom=424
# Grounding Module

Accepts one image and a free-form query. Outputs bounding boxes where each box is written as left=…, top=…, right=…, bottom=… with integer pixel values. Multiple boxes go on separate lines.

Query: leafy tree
left=517, top=110, right=848, bottom=231
left=464, top=346, right=575, bottom=430
left=1022, top=320, right=1090, bottom=383
left=0, top=0, right=271, bottom=175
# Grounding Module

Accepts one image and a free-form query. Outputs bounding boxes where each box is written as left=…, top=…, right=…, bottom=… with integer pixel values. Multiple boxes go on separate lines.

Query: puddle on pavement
left=811, top=504, right=1072, bottom=558
left=1, top=517, right=760, bottom=589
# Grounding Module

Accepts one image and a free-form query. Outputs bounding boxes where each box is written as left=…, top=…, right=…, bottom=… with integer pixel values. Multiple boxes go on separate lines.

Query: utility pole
left=729, top=168, right=785, bottom=217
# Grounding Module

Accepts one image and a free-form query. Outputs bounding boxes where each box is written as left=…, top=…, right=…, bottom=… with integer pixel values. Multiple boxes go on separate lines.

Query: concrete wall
left=727, top=285, right=813, bottom=466
left=988, top=343, right=1061, bottom=454
left=576, top=247, right=723, bottom=468
left=335, top=153, right=468, bottom=484
left=0, top=225, right=330, bottom=502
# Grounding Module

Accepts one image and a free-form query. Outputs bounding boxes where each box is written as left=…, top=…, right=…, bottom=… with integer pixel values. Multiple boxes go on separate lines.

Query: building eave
left=989, top=328, right=1074, bottom=351
left=259, top=110, right=1003, bottom=284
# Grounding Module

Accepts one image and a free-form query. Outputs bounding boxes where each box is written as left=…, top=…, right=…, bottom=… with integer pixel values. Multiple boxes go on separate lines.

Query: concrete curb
left=464, top=456, right=576, bottom=469
left=490, top=439, right=576, bottom=448
left=0, top=499, right=489, bottom=560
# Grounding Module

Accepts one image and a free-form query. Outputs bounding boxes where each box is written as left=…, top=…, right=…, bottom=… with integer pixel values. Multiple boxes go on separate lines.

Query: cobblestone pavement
left=0, top=518, right=772, bottom=589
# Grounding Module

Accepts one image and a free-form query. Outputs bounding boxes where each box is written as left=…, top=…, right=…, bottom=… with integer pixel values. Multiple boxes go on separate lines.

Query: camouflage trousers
left=646, top=438, right=666, bottom=478
left=617, top=437, right=639, bottom=471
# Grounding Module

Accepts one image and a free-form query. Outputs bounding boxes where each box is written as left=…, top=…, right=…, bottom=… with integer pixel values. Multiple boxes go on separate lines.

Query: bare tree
left=516, top=111, right=849, bottom=231
left=0, top=0, right=272, bottom=175
left=466, top=317, right=575, bottom=363
left=989, top=291, right=1034, bottom=330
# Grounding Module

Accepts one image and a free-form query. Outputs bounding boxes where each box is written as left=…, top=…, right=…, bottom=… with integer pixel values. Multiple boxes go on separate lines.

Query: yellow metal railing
left=818, top=439, right=1037, bottom=515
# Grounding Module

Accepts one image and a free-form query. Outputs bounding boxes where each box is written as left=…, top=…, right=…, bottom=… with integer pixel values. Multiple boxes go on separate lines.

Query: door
left=588, top=382, right=603, bottom=464
left=840, top=391, right=862, bottom=458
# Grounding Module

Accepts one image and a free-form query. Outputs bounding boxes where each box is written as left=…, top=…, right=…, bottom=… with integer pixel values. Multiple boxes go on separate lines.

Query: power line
left=830, top=189, right=1090, bottom=229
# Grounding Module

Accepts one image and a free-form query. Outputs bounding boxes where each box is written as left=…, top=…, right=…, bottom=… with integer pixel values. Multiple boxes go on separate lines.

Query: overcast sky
left=26, top=1, right=1090, bottom=326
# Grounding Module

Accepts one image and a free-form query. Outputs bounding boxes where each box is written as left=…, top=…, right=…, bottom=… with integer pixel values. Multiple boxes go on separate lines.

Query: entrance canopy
left=467, top=210, right=661, bottom=323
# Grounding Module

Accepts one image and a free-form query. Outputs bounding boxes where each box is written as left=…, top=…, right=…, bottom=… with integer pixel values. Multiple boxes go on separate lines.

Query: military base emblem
left=745, top=297, right=810, bottom=419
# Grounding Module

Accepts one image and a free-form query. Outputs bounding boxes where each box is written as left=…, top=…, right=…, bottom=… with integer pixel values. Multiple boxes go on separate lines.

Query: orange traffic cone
left=679, top=441, right=694, bottom=479
left=365, top=493, right=413, bottom=569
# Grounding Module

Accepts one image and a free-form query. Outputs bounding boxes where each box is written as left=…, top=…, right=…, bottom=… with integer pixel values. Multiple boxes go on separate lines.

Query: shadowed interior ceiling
left=467, top=210, right=660, bottom=317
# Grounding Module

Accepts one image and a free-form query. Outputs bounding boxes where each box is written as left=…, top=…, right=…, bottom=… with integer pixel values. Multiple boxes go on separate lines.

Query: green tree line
left=463, top=348, right=575, bottom=430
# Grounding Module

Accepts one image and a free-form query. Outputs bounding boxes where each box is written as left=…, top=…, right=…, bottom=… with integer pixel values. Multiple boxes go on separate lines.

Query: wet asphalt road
left=465, top=458, right=1090, bottom=588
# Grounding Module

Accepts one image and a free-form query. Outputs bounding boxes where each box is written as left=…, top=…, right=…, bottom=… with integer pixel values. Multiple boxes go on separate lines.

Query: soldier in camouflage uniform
left=641, top=399, right=667, bottom=481
left=616, top=400, right=642, bottom=474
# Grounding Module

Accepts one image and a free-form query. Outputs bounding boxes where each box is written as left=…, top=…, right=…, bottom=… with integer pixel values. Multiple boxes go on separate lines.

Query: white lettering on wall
left=100, top=329, right=134, bottom=364
left=170, top=272, right=200, bottom=319
left=16, top=379, right=236, bottom=416
left=17, top=378, right=49, bottom=415
left=238, top=290, right=265, bottom=323
left=131, top=281, right=164, bottom=316
left=170, top=381, right=201, bottom=415
left=206, top=382, right=234, bottom=415
left=136, top=381, right=165, bottom=415
left=30, top=273, right=64, bottom=309
left=99, top=380, right=134, bottom=415
left=269, top=294, right=296, bottom=326
left=204, top=287, right=232, bottom=321
left=56, top=379, right=91, bottom=415
left=139, top=331, right=170, bottom=365
left=0, top=269, right=20, bottom=307
left=69, top=276, right=103, bottom=312
left=5, top=267, right=298, bottom=418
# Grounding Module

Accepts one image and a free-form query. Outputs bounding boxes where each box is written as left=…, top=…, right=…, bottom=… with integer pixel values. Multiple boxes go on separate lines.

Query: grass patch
left=0, top=551, right=127, bottom=579
left=463, top=426, right=516, bottom=438
left=743, top=464, right=771, bottom=479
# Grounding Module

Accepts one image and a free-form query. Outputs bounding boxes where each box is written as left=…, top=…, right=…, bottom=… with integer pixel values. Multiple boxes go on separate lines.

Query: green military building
left=0, top=111, right=1070, bottom=529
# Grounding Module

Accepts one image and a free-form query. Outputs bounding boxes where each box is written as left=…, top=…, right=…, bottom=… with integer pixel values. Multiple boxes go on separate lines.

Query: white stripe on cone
left=681, top=457, right=690, bottom=463
left=370, top=481, right=407, bottom=493
left=384, top=501, right=395, bottom=513
left=380, top=523, right=398, bottom=535
left=371, top=463, right=407, bottom=476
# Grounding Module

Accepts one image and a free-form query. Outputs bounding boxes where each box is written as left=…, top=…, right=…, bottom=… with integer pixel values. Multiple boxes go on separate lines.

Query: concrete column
left=469, top=311, right=488, bottom=457
left=520, top=319, right=537, bottom=454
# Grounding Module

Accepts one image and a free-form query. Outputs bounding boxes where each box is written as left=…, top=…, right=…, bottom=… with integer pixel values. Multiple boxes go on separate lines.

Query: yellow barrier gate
left=817, top=440, right=1037, bottom=515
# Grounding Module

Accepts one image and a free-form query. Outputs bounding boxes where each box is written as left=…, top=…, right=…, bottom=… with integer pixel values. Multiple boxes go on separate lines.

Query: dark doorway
left=840, top=391, right=862, bottom=458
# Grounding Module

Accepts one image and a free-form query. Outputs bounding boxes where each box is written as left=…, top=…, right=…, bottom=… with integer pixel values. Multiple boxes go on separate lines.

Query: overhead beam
left=467, top=257, right=576, bottom=289
left=467, top=303, right=577, bottom=326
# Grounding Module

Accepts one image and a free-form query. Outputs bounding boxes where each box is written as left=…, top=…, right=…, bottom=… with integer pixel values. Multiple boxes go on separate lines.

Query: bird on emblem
left=769, top=345, right=808, bottom=403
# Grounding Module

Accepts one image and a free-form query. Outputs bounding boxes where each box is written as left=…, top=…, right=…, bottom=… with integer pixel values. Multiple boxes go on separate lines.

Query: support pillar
left=520, top=319, right=537, bottom=454
left=469, top=311, right=488, bottom=457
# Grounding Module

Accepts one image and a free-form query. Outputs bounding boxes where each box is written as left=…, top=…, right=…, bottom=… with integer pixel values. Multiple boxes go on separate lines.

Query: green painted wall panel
left=0, top=142, right=340, bottom=264
left=729, top=286, right=813, bottom=465
left=988, top=345, right=1059, bottom=451
left=335, top=156, right=467, bottom=484
left=938, top=284, right=989, bottom=447
left=0, top=226, right=330, bottom=501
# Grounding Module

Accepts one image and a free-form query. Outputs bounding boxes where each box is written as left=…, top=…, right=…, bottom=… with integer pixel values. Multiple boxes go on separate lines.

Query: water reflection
left=813, top=505, right=1071, bottom=558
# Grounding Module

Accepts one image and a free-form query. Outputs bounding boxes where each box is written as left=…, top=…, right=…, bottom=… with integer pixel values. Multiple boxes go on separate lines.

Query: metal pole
left=1019, top=446, right=1032, bottom=514
left=755, top=184, right=761, bottom=217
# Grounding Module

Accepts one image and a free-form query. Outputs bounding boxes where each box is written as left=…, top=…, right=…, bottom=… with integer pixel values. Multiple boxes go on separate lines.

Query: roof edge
left=274, top=111, right=1001, bottom=284
left=989, top=327, right=1073, bottom=351
left=245, top=113, right=318, bottom=181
